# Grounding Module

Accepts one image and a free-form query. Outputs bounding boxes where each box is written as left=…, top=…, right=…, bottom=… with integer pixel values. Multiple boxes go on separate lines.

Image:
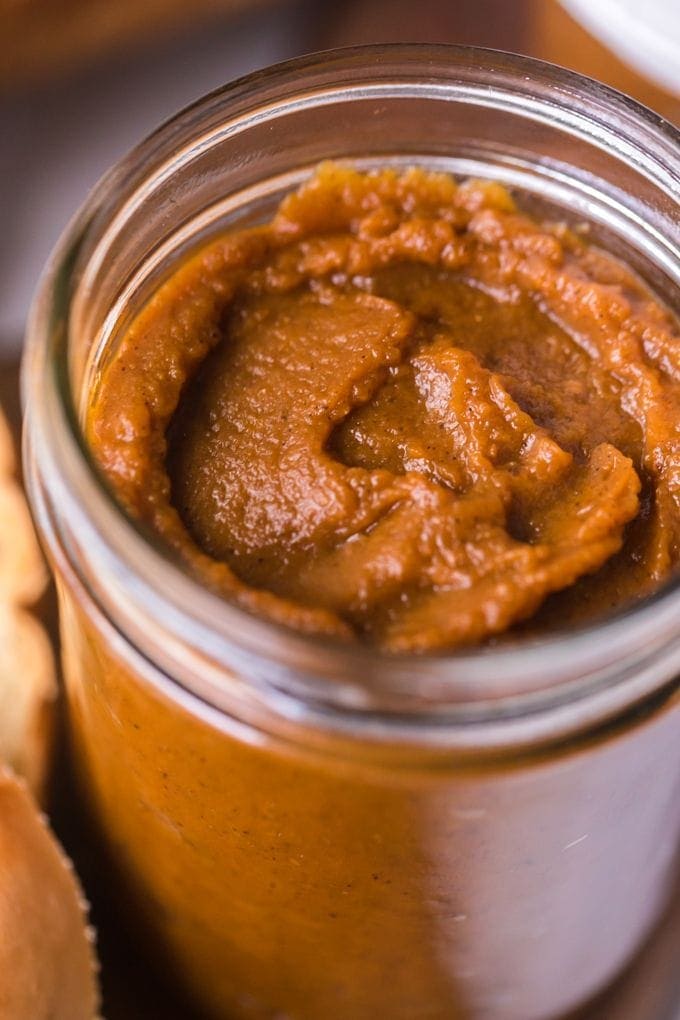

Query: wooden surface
left=0, top=0, right=284, bottom=89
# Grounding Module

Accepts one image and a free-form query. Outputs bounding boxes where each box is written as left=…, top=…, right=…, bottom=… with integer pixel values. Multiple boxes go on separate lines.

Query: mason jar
left=23, top=45, right=680, bottom=1020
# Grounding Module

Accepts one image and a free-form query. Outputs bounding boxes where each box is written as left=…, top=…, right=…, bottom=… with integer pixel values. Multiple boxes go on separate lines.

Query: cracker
left=0, top=399, right=53, bottom=796
left=0, top=404, right=97, bottom=1013
left=0, top=606, right=56, bottom=800
left=0, top=478, right=48, bottom=607
left=0, top=768, right=100, bottom=1019
left=0, top=406, right=15, bottom=477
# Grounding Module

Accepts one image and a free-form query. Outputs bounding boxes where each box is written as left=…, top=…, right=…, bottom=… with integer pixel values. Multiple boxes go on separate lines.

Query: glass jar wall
left=24, top=46, right=680, bottom=1020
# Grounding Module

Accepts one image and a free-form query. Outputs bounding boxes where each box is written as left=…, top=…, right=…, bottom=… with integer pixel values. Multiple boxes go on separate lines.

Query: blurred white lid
left=560, top=0, right=680, bottom=97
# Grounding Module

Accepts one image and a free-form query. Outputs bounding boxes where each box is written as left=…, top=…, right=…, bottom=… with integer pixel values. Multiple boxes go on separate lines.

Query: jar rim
left=23, top=44, right=680, bottom=736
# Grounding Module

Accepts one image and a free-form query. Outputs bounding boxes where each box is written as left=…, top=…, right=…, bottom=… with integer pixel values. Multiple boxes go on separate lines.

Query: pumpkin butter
left=88, top=165, right=680, bottom=651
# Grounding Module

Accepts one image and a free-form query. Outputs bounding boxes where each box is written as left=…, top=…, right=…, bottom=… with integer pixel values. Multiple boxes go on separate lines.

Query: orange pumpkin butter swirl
left=88, top=164, right=680, bottom=652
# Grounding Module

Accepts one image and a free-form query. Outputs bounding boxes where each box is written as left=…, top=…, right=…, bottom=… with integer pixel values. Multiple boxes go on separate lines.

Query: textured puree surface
left=88, top=165, right=680, bottom=651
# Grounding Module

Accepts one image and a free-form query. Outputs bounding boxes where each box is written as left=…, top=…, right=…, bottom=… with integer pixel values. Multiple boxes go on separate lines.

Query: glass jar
left=23, top=45, right=680, bottom=1020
